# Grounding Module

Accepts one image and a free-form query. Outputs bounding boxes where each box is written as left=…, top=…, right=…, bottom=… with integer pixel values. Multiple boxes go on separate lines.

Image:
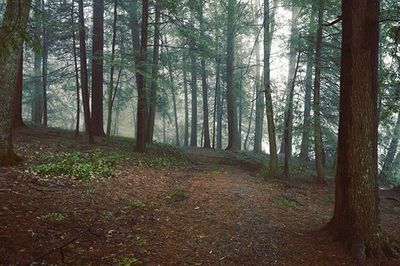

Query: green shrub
left=29, top=149, right=123, bottom=180
left=272, top=198, right=296, bottom=208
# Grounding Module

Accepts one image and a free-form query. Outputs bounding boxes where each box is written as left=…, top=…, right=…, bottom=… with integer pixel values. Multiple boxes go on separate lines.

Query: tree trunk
left=299, top=8, right=316, bottom=162
left=283, top=50, right=301, bottom=177
left=379, top=112, right=400, bottom=183
left=215, top=54, right=222, bottom=149
left=183, top=53, right=189, bottom=147
left=244, top=86, right=256, bottom=150
left=12, top=51, right=25, bottom=128
left=32, top=0, right=42, bottom=126
left=264, top=0, right=278, bottom=174
left=0, top=0, right=32, bottom=165
left=106, top=0, right=118, bottom=142
left=280, top=5, right=300, bottom=155
left=253, top=40, right=264, bottom=153
left=71, top=3, right=80, bottom=137
left=226, top=0, right=239, bottom=151
left=190, top=12, right=198, bottom=147
left=168, top=65, right=180, bottom=146
left=330, top=0, right=386, bottom=260
left=146, top=1, right=161, bottom=143
left=313, top=0, right=325, bottom=183
left=42, top=0, right=48, bottom=127
left=200, top=3, right=211, bottom=149
left=134, top=0, right=149, bottom=152
left=78, top=0, right=94, bottom=144
left=91, top=0, right=105, bottom=136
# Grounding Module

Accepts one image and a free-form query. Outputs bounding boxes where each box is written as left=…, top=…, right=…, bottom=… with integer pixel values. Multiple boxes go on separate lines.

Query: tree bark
left=253, top=40, right=264, bottom=153
left=226, top=0, right=239, bottom=151
left=32, top=0, right=43, bottom=126
left=78, top=0, right=94, bottom=144
left=71, top=3, right=80, bottom=137
left=190, top=12, right=198, bottom=147
left=146, top=1, right=161, bottom=143
left=0, top=0, right=32, bottom=165
left=12, top=51, right=25, bottom=128
left=313, top=0, right=326, bottom=183
left=183, top=52, right=189, bottom=147
left=42, top=0, right=48, bottom=127
left=330, top=0, right=387, bottom=260
left=299, top=8, right=316, bottom=162
left=134, top=0, right=149, bottom=152
left=264, top=0, right=279, bottom=174
left=91, top=0, right=105, bottom=136
left=106, top=0, right=118, bottom=142
left=200, top=3, right=211, bottom=148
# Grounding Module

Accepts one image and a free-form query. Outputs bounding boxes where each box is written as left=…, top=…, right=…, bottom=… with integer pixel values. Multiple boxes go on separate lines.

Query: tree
left=263, top=0, right=278, bottom=173
left=91, top=0, right=105, bottom=137
left=190, top=10, right=198, bottom=147
left=13, top=51, right=25, bottom=128
left=226, top=0, right=239, bottom=150
left=200, top=1, right=211, bottom=148
left=134, top=0, right=149, bottom=152
left=78, top=0, right=94, bottom=144
left=146, top=0, right=161, bottom=143
left=0, top=0, right=32, bottom=165
left=106, top=0, right=118, bottom=141
left=313, top=0, right=325, bottom=183
left=32, top=0, right=43, bottom=126
left=42, top=0, right=48, bottom=127
left=329, top=0, right=391, bottom=259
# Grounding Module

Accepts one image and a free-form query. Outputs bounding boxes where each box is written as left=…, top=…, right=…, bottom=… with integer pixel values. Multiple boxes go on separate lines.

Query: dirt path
left=0, top=131, right=399, bottom=265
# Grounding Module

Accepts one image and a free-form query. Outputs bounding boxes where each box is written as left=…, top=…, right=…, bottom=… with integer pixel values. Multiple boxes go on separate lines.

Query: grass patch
left=272, top=198, right=296, bottom=208
left=41, top=212, right=66, bottom=221
left=167, top=190, right=187, bottom=202
left=28, top=149, right=124, bottom=180
left=118, top=256, right=140, bottom=266
left=127, top=199, right=149, bottom=209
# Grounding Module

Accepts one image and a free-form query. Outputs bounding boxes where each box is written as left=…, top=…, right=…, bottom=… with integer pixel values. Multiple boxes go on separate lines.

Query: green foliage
left=143, top=142, right=189, bottom=168
left=118, top=256, right=140, bottom=266
left=127, top=199, right=149, bottom=209
left=41, top=212, right=65, bottom=221
left=167, top=190, right=187, bottom=201
left=272, top=198, right=296, bottom=208
left=29, top=149, right=123, bottom=180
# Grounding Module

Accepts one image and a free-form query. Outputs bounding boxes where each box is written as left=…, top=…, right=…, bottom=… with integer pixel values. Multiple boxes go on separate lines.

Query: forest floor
left=1, top=127, right=400, bottom=265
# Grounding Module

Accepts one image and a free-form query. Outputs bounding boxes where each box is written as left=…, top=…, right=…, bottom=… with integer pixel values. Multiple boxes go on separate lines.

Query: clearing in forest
left=0, top=128, right=399, bottom=265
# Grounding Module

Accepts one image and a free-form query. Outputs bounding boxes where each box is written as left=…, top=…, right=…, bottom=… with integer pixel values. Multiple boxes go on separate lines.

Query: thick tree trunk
left=299, top=9, right=316, bottom=162
left=12, top=51, right=25, bottom=128
left=146, top=1, right=161, bottom=143
left=226, top=0, right=239, bottom=151
left=78, top=0, right=94, bottom=144
left=134, top=0, right=149, bottom=152
left=0, top=0, right=32, bottom=165
left=91, top=0, right=105, bottom=136
left=313, top=0, right=325, bottom=183
left=330, top=0, right=387, bottom=260
left=264, top=0, right=279, bottom=174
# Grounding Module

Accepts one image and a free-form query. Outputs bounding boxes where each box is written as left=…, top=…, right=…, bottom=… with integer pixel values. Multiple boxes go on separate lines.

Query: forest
left=0, top=0, right=400, bottom=264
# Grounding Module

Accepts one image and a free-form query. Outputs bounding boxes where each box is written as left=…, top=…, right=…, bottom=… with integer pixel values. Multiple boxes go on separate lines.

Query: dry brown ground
left=0, top=128, right=399, bottom=265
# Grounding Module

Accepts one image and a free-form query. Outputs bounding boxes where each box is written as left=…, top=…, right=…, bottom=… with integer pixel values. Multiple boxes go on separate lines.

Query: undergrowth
left=28, top=149, right=123, bottom=180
